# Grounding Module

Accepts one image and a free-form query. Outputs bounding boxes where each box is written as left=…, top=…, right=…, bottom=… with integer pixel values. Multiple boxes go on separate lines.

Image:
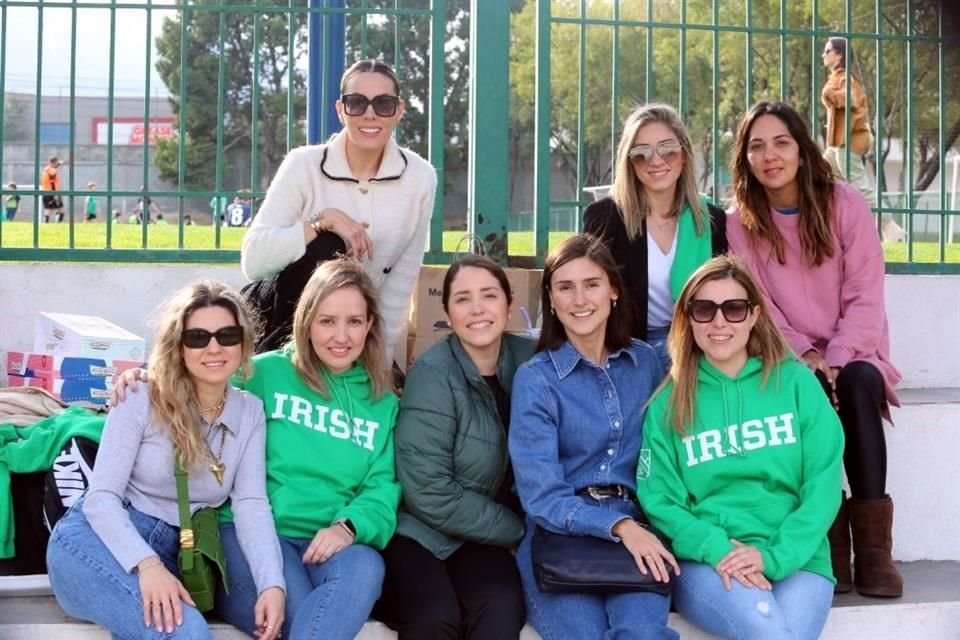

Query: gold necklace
left=201, top=390, right=228, bottom=485
left=647, top=215, right=676, bottom=231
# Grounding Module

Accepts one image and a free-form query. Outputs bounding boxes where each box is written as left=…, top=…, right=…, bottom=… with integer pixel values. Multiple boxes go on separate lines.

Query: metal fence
left=0, top=0, right=957, bottom=272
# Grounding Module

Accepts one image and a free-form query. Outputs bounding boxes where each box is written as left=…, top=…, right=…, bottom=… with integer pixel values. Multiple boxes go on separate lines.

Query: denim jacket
left=508, top=339, right=663, bottom=541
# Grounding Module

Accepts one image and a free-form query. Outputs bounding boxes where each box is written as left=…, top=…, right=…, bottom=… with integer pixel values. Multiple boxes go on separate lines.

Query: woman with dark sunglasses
left=584, top=103, right=727, bottom=374
left=241, top=58, right=437, bottom=362
left=638, top=256, right=844, bottom=640
left=47, top=281, right=285, bottom=640
left=727, top=101, right=903, bottom=598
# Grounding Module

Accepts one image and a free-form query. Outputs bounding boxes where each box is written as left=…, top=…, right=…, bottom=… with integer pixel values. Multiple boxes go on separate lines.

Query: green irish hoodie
left=637, top=356, right=843, bottom=582
left=222, top=349, right=400, bottom=549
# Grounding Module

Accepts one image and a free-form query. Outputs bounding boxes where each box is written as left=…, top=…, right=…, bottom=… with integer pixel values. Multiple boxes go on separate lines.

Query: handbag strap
left=174, top=458, right=195, bottom=549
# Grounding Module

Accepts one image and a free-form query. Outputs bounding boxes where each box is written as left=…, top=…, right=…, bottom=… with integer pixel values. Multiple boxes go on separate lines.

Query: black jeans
left=816, top=360, right=887, bottom=500
left=374, top=535, right=526, bottom=640
left=242, top=232, right=346, bottom=353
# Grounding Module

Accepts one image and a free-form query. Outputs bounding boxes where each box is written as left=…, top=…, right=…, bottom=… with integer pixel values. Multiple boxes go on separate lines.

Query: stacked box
left=7, top=375, right=114, bottom=407
left=6, top=351, right=144, bottom=381
left=34, top=312, right=146, bottom=361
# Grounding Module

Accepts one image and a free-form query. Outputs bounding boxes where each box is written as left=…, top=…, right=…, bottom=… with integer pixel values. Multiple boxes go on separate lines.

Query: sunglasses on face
left=688, top=299, right=754, bottom=323
left=628, top=141, right=683, bottom=166
left=340, top=93, right=401, bottom=117
left=181, top=326, right=243, bottom=349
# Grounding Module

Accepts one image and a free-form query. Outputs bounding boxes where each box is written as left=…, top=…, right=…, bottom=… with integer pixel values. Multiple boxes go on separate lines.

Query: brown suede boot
left=849, top=495, right=903, bottom=597
left=828, top=492, right=853, bottom=593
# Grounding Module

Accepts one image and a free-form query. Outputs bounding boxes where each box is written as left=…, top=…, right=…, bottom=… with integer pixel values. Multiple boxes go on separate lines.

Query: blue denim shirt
left=508, top=339, right=663, bottom=541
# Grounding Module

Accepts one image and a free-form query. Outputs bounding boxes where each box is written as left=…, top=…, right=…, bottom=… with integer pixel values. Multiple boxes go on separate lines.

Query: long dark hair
left=731, top=101, right=837, bottom=266
left=537, top=234, right=634, bottom=354
left=827, top=37, right=848, bottom=70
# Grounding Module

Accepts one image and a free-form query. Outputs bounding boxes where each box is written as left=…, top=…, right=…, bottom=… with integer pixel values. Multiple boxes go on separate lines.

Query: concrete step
left=1, top=562, right=958, bottom=640
left=884, top=389, right=960, bottom=561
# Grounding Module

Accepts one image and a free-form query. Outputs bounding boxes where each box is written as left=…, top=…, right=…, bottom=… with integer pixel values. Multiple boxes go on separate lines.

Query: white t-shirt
left=646, top=229, right=677, bottom=329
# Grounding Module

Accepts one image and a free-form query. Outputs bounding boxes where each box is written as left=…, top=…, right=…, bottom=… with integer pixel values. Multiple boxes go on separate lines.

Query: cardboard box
left=8, top=374, right=113, bottom=407
left=34, top=313, right=146, bottom=361
left=6, top=351, right=144, bottom=381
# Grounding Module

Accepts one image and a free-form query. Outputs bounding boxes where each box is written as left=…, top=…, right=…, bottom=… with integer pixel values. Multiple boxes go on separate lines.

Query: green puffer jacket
left=394, top=333, right=534, bottom=559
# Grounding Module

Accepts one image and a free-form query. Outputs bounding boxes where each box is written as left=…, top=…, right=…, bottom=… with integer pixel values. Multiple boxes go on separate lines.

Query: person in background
left=584, top=103, right=727, bottom=374
left=112, top=209, right=123, bottom=224
left=639, top=256, right=843, bottom=640
left=240, top=59, right=436, bottom=359
left=210, top=195, right=229, bottom=225
left=820, top=37, right=904, bottom=242
left=727, top=100, right=903, bottom=598
left=184, top=214, right=195, bottom=226
left=225, top=195, right=253, bottom=228
left=136, top=186, right=161, bottom=224
left=4, top=182, right=20, bottom=221
left=374, top=255, right=532, bottom=640
left=47, top=281, right=285, bottom=640
left=509, top=235, right=678, bottom=640
left=40, top=156, right=65, bottom=223
left=85, top=181, right=99, bottom=223
left=155, top=213, right=169, bottom=226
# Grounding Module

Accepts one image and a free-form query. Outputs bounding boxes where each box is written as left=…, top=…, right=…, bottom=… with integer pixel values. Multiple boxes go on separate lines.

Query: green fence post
left=468, top=0, right=510, bottom=264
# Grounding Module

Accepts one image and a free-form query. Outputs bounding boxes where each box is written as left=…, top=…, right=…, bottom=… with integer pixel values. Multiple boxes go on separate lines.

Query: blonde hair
left=288, top=258, right=390, bottom=399
left=662, top=256, right=790, bottom=434
left=610, top=103, right=705, bottom=240
left=147, top=280, right=257, bottom=469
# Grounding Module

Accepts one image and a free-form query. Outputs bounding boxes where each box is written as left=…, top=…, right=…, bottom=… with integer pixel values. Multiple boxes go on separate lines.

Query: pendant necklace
left=201, top=390, right=228, bottom=485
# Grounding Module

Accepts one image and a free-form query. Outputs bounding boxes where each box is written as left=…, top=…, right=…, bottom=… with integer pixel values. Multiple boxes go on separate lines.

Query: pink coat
left=727, top=182, right=901, bottom=416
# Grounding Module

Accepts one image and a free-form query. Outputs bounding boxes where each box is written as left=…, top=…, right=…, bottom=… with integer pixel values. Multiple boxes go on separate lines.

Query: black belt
left=579, top=485, right=635, bottom=501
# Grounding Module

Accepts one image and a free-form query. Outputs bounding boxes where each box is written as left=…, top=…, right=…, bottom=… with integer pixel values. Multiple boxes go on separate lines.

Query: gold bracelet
left=137, top=559, right=163, bottom=573
left=336, top=520, right=356, bottom=540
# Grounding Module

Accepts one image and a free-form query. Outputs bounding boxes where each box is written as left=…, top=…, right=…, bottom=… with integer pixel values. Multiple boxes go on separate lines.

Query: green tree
left=153, top=0, right=307, bottom=191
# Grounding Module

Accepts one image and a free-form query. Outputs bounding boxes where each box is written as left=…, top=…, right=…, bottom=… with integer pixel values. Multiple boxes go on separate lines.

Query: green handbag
left=174, top=460, right=229, bottom=612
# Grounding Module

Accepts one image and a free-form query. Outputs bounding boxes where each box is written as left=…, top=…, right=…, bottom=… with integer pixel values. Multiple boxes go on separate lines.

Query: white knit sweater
left=241, top=132, right=437, bottom=361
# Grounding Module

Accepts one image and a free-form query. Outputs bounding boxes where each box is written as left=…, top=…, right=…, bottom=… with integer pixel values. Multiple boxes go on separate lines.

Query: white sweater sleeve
left=379, top=165, right=437, bottom=362
left=241, top=148, right=313, bottom=281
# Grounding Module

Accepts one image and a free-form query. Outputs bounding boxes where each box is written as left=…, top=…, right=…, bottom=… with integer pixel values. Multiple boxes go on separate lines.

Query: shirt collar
left=547, top=340, right=639, bottom=379
left=210, top=385, right=243, bottom=435
left=319, top=131, right=408, bottom=183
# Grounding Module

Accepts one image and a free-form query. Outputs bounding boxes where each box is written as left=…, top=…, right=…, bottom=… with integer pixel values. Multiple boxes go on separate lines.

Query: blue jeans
left=674, top=562, right=833, bottom=640
left=46, top=496, right=211, bottom=640
left=516, top=496, right=678, bottom=640
left=646, top=325, right=671, bottom=378
left=215, top=524, right=384, bottom=640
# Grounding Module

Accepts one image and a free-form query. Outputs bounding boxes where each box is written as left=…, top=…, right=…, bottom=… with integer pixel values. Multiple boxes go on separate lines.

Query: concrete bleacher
left=0, top=265, right=958, bottom=638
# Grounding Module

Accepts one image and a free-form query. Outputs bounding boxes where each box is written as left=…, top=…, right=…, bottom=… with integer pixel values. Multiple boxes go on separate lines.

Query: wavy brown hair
left=288, top=258, right=390, bottom=399
left=661, top=255, right=790, bottom=434
left=611, top=103, right=705, bottom=240
left=731, top=101, right=837, bottom=266
left=147, top=281, right=257, bottom=470
left=537, top=234, right=634, bottom=355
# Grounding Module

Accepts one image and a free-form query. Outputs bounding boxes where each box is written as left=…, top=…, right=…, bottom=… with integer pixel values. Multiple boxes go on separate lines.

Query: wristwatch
left=308, top=212, right=333, bottom=235
left=334, top=518, right=357, bottom=539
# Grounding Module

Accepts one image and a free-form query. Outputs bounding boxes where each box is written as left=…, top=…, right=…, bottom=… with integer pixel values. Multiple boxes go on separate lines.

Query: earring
left=613, top=299, right=618, bottom=308
left=550, top=307, right=555, bottom=316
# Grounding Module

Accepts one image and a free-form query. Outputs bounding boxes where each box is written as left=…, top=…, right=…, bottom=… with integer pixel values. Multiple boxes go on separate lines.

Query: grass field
left=0, top=221, right=957, bottom=264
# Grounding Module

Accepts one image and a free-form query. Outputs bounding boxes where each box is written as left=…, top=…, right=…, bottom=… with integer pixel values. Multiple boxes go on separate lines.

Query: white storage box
left=33, top=312, right=146, bottom=361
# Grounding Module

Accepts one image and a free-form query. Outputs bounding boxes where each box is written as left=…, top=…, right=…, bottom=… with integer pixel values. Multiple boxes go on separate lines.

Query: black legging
left=373, top=535, right=526, bottom=640
left=816, top=360, right=887, bottom=500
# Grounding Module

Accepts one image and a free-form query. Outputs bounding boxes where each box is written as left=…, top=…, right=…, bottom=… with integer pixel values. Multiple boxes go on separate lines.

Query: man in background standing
left=40, top=157, right=65, bottom=223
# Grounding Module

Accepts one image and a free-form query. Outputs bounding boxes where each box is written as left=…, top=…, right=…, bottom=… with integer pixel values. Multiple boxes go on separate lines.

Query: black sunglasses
left=181, top=326, right=243, bottom=349
left=340, top=93, right=401, bottom=117
left=688, top=299, right=754, bottom=323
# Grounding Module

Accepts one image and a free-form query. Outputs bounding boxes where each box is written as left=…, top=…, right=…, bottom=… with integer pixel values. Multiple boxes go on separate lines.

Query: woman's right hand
left=137, top=557, right=195, bottom=633
left=800, top=350, right=839, bottom=408
left=315, top=207, right=373, bottom=261
left=613, top=518, right=680, bottom=583
left=110, top=368, right=147, bottom=405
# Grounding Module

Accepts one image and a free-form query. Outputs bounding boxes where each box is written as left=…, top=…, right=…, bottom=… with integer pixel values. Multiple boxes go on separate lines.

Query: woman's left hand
left=717, top=539, right=764, bottom=578
left=302, top=525, right=353, bottom=564
left=253, top=586, right=285, bottom=640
